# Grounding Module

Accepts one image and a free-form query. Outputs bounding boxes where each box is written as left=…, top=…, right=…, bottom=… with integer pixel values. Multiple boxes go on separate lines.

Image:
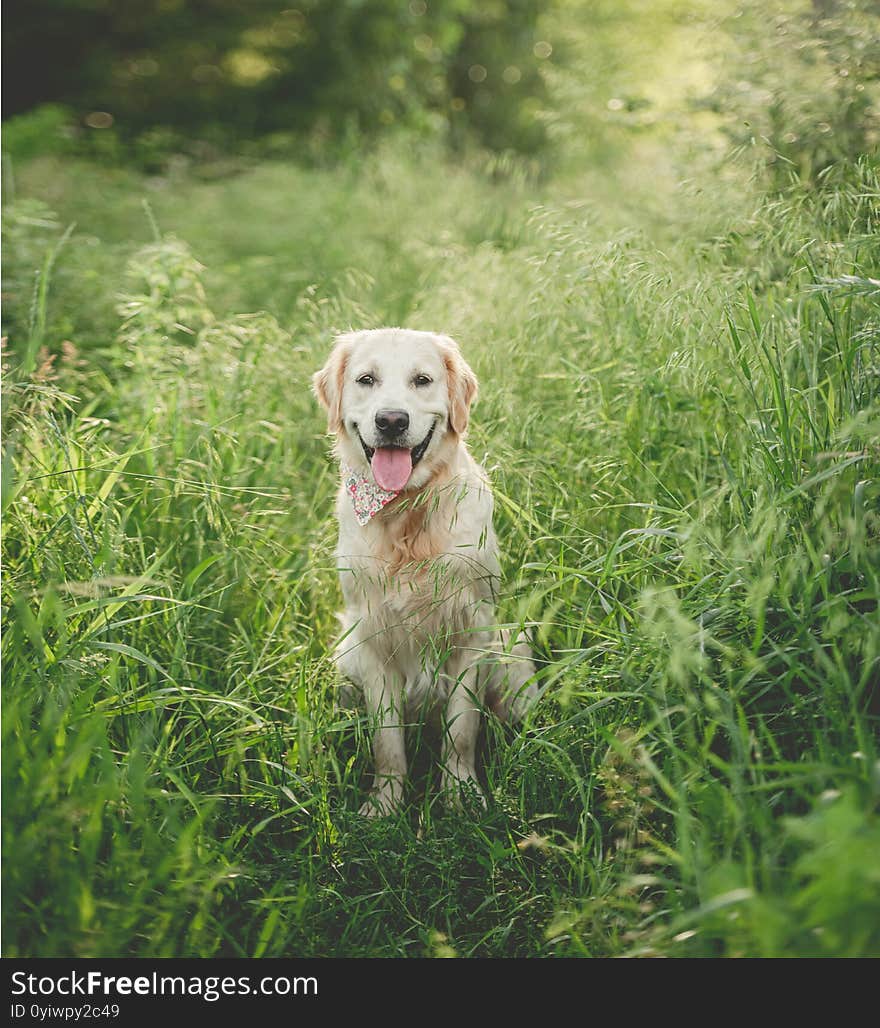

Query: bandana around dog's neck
left=341, top=464, right=401, bottom=525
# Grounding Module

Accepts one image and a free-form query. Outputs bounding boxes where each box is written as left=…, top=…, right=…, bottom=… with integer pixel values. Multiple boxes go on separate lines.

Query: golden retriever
left=313, top=328, right=536, bottom=815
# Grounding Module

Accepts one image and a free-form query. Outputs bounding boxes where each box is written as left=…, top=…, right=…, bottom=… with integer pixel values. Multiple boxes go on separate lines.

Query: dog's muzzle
left=356, top=420, right=436, bottom=468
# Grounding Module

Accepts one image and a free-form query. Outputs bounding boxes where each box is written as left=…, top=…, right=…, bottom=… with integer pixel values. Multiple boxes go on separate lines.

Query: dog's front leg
left=440, top=654, right=487, bottom=809
left=360, top=675, right=407, bottom=817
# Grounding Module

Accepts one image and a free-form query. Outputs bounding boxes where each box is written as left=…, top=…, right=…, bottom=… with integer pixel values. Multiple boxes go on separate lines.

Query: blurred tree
left=2, top=0, right=551, bottom=157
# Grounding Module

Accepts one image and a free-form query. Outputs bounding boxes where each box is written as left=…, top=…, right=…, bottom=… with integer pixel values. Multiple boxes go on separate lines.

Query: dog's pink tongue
left=371, top=447, right=412, bottom=492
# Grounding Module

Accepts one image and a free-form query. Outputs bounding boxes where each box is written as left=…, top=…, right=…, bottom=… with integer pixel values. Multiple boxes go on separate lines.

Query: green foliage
left=546, top=1, right=879, bottom=197
left=711, top=0, right=880, bottom=189
left=2, top=0, right=879, bottom=959
left=1, top=105, right=76, bottom=163
left=2, top=0, right=550, bottom=162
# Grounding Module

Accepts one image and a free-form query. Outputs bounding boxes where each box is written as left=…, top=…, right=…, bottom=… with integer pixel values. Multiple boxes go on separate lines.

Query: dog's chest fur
left=334, top=460, right=499, bottom=693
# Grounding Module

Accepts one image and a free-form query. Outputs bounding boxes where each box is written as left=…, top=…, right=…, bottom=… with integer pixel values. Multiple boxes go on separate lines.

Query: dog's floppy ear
left=442, top=336, right=479, bottom=436
left=312, top=335, right=352, bottom=433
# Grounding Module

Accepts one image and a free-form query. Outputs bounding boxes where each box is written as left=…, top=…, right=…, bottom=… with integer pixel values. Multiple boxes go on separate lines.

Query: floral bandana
left=341, top=464, right=400, bottom=526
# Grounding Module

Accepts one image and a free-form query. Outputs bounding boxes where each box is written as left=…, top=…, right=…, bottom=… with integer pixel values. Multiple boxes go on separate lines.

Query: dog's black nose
left=375, top=409, right=410, bottom=437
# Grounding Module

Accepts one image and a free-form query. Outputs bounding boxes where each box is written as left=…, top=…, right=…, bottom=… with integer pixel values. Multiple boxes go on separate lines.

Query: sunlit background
left=4, top=1, right=877, bottom=178
left=2, top=0, right=879, bottom=960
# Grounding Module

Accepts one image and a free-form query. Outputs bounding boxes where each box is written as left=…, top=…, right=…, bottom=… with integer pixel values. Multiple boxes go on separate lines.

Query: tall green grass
left=2, top=136, right=878, bottom=957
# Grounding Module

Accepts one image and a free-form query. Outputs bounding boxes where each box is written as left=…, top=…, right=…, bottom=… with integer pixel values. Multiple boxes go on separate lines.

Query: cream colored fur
left=313, top=328, right=537, bottom=815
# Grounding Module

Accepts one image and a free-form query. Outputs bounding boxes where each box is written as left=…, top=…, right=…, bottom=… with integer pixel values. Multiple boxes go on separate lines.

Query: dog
left=313, top=328, right=537, bottom=815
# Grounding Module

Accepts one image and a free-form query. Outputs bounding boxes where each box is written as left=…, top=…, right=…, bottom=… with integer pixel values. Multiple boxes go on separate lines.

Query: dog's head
left=313, top=328, right=478, bottom=492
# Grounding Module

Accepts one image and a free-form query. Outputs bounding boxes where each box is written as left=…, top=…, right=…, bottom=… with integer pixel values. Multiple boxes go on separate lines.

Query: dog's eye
left=356, top=374, right=375, bottom=386
left=413, top=374, right=432, bottom=387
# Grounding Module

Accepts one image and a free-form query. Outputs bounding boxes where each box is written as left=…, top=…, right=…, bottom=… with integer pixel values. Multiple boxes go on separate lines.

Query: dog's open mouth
left=357, top=422, right=436, bottom=492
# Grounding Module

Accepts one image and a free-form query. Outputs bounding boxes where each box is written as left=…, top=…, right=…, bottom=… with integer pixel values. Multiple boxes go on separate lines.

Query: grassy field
left=3, top=6, right=880, bottom=958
